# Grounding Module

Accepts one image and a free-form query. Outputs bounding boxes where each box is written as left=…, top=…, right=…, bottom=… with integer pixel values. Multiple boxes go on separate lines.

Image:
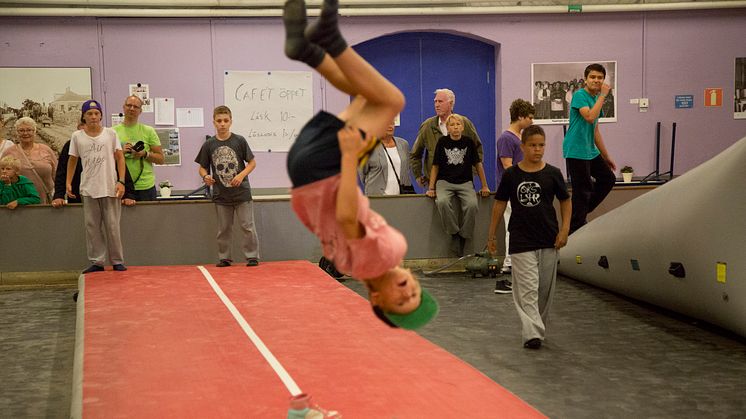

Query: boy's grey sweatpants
left=434, top=179, right=478, bottom=238
left=215, top=201, right=259, bottom=261
left=510, top=247, right=558, bottom=343
left=82, top=196, right=124, bottom=266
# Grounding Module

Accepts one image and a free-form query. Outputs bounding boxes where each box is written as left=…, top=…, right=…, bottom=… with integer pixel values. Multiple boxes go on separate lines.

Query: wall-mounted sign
left=674, top=95, right=694, bottom=109
left=704, top=88, right=722, bottom=107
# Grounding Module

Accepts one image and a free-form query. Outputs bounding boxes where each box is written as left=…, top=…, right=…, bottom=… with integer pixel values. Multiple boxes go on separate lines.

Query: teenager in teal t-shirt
left=562, top=64, right=617, bottom=234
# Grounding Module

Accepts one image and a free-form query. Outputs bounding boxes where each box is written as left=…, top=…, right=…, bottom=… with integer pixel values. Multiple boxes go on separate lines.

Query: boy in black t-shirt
left=487, top=125, right=571, bottom=349
left=425, top=114, right=490, bottom=256
left=195, top=105, right=260, bottom=267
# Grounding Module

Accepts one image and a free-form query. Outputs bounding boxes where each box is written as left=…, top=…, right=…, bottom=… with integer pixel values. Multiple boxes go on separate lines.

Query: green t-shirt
left=113, top=123, right=161, bottom=190
left=563, top=88, right=602, bottom=160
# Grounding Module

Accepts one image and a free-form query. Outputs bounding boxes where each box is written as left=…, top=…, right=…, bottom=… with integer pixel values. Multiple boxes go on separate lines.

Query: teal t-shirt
left=563, top=88, right=602, bottom=160
left=113, top=123, right=161, bottom=190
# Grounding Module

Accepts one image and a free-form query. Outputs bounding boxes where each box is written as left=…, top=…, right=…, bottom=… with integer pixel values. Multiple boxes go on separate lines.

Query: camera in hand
left=132, top=141, right=145, bottom=152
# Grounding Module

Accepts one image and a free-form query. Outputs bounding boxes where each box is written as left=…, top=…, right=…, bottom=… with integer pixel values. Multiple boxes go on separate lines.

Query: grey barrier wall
left=0, top=187, right=654, bottom=273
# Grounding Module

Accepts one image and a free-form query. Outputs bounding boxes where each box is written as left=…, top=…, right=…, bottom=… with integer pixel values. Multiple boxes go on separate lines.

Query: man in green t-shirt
left=113, top=95, right=164, bottom=201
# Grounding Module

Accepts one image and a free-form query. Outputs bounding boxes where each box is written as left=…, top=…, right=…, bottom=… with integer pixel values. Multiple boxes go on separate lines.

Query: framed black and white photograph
left=531, top=61, right=617, bottom=125
left=0, top=67, right=92, bottom=154
left=735, top=57, right=746, bottom=119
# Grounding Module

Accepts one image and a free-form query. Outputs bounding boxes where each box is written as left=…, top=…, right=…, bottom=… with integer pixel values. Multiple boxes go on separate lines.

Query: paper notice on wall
left=224, top=70, right=313, bottom=152
left=111, top=113, right=124, bottom=126
left=129, top=83, right=153, bottom=113
left=155, top=98, right=175, bottom=125
left=176, top=107, right=204, bottom=128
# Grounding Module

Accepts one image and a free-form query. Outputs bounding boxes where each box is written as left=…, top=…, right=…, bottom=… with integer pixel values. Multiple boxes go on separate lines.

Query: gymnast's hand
left=338, top=124, right=373, bottom=157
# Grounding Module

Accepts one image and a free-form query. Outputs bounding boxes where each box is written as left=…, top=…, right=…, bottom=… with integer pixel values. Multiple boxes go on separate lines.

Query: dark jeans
left=287, top=111, right=344, bottom=188
left=567, top=156, right=616, bottom=233
left=132, top=186, right=158, bottom=201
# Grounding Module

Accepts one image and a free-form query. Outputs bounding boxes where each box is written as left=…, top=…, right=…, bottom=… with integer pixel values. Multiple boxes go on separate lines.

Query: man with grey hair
left=410, top=88, right=483, bottom=188
left=113, top=95, right=164, bottom=201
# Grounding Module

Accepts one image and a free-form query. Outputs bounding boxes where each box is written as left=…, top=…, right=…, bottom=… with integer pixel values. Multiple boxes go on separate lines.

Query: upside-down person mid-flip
left=283, top=0, right=438, bottom=329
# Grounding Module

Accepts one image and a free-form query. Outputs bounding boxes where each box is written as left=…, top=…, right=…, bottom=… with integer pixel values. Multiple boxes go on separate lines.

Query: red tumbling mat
left=73, top=261, right=545, bottom=418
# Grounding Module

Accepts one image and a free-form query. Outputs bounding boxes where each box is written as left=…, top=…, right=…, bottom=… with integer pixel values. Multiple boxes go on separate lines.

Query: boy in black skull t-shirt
left=195, top=105, right=260, bottom=267
left=487, top=124, right=571, bottom=350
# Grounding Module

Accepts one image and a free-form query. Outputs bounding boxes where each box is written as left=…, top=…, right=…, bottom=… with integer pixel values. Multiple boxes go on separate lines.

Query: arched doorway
left=355, top=32, right=498, bottom=190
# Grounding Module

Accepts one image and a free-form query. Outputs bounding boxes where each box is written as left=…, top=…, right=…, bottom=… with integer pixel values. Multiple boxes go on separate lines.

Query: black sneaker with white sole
left=524, top=338, right=542, bottom=349
left=494, top=280, right=512, bottom=294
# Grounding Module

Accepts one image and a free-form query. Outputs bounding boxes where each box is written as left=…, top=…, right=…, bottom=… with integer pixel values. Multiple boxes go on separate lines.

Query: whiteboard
left=224, top=70, right=313, bottom=152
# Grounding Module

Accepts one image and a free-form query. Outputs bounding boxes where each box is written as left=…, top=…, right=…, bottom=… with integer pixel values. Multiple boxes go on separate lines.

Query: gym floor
left=2, top=271, right=745, bottom=418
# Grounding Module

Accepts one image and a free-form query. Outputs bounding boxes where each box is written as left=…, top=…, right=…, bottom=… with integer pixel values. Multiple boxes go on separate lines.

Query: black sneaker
left=319, top=256, right=344, bottom=279
left=494, top=280, right=512, bottom=294
left=449, top=234, right=463, bottom=257
left=82, top=265, right=104, bottom=274
left=113, top=264, right=127, bottom=272
left=216, top=259, right=232, bottom=267
left=524, top=338, right=542, bottom=349
left=246, top=258, right=259, bottom=267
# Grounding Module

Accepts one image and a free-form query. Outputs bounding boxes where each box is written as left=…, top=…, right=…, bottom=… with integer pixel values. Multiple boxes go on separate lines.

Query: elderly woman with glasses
left=1, top=117, right=57, bottom=204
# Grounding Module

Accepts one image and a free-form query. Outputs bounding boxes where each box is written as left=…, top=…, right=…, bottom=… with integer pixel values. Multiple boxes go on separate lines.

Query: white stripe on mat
left=197, top=265, right=303, bottom=396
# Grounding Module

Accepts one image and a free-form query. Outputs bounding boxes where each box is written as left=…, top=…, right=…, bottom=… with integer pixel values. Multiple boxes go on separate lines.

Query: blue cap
left=81, top=99, right=102, bottom=114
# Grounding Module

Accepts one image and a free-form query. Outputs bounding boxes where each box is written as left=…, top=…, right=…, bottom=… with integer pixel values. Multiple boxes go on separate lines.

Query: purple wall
left=1, top=9, right=744, bottom=190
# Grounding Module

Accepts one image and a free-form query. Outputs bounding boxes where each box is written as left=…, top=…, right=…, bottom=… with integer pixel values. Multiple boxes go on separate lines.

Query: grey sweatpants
left=511, top=247, right=558, bottom=343
left=82, top=196, right=124, bottom=266
left=434, top=180, right=478, bottom=238
left=215, top=201, right=259, bottom=261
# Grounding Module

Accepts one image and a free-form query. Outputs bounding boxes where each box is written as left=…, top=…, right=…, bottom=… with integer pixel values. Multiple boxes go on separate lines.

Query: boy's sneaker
left=82, top=264, right=104, bottom=274
left=524, top=338, right=542, bottom=349
left=494, top=280, right=512, bottom=294
left=216, top=259, right=232, bottom=267
left=318, top=256, right=344, bottom=279
left=288, top=393, right=341, bottom=419
left=246, top=258, right=259, bottom=267
left=113, top=264, right=127, bottom=271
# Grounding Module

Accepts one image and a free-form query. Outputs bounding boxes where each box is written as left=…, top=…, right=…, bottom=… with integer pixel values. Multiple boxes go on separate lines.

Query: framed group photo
left=531, top=61, right=617, bottom=125
left=735, top=57, right=746, bottom=119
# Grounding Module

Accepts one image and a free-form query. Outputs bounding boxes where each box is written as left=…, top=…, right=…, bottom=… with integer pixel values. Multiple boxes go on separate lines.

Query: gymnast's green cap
left=383, top=288, right=439, bottom=330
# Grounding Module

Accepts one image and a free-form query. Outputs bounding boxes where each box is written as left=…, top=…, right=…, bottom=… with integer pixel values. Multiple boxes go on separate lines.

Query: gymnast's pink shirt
left=291, top=174, right=407, bottom=279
